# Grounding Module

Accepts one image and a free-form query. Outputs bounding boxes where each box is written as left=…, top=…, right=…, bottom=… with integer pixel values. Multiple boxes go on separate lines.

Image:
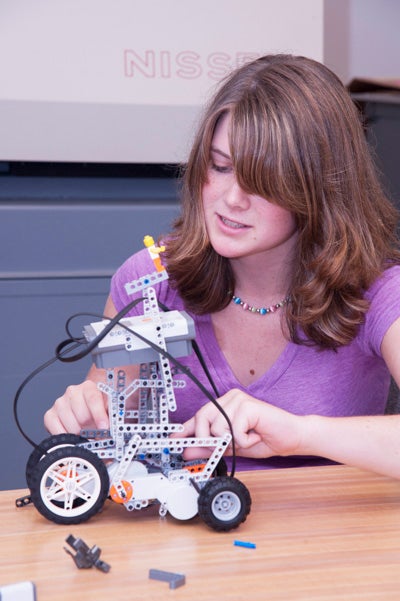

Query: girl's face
left=202, top=113, right=297, bottom=262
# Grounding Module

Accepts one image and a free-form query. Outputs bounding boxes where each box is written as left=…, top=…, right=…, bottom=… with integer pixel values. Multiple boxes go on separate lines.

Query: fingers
left=182, top=404, right=231, bottom=439
left=182, top=446, right=214, bottom=461
left=43, top=409, right=70, bottom=436
left=179, top=390, right=265, bottom=458
left=80, top=381, right=109, bottom=429
left=182, top=389, right=240, bottom=440
left=178, top=416, right=196, bottom=437
left=178, top=411, right=234, bottom=461
left=44, top=380, right=109, bottom=435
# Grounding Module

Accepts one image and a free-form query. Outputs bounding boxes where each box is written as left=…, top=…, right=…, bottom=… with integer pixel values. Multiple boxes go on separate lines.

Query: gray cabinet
left=352, top=93, right=400, bottom=226
left=0, top=175, right=179, bottom=489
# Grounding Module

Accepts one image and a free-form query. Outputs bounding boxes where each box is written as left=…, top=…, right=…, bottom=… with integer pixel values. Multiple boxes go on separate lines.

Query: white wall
left=0, top=0, right=324, bottom=164
left=324, top=0, right=400, bottom=84
left=1, top=0, right=398, bottom=163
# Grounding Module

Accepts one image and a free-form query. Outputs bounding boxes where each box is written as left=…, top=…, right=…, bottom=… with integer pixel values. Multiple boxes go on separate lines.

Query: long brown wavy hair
left=165, top=54, right=400, bottom=349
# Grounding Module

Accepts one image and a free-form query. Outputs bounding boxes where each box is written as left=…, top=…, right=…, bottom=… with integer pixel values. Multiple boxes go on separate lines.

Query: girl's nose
left=224, top=178, right=250, bottom=209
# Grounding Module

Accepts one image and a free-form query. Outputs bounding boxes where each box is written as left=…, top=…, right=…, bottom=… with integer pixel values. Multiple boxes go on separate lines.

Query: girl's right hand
left=44, top=294, right=119, bottom=435
left=44, top=378, right=109, bottom=435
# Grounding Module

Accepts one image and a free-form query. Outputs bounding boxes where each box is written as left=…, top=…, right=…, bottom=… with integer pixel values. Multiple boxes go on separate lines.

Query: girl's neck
left=229, top=252, right=294, bottom=301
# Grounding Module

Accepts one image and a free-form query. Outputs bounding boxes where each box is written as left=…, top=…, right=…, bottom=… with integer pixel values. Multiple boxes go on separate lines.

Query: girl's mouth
left=219, top=215, right=248, bottom=229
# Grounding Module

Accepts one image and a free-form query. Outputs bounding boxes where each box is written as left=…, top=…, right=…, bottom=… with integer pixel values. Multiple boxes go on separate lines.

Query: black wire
left=13, top=298, right=144, bottom=450
left=63, top=306, right=237, bottom=476
left=154, top=301, right=235, bottom=472
left=55, top=298, right=145, bottom=362
left=157, top=301, right=222, bottom=399
left=119, top=321, right=236, bottom=476
left=191, top=339, right=221, bottom=398
left=13, top=342, right=82, bottom=450
left=14, top=297, right=237, bottom=476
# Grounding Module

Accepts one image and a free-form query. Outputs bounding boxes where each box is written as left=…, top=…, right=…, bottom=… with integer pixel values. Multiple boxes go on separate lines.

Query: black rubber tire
left=30, top=445, right=109, bottom=525
left=26, top=433, right=88, bottom=489
left=197, top=476, right=251, bottom=532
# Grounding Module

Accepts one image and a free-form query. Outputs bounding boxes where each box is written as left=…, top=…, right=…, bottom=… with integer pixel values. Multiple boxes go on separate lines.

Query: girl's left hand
left=179, top=388, right=304, bottom=459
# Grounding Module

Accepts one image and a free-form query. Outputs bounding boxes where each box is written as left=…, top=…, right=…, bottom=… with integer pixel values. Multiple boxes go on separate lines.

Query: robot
left=25, top=239, right=251, bottom=532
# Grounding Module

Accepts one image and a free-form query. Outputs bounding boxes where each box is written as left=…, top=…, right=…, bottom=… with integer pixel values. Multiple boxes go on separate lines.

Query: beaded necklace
left=230, top=292, right=291, bottom=315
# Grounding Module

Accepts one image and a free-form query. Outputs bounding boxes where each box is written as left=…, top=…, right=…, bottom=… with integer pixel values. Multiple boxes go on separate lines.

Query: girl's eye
left=211, top=163, right=232, bottom=174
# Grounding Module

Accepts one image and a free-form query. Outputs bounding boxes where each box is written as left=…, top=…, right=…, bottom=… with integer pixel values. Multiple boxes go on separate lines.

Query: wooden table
left=1, top=465, right=400, bottom=600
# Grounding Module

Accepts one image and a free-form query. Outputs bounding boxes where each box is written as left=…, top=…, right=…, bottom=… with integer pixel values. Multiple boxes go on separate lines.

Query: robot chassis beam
left=26, top=261, right=251, bottom=531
